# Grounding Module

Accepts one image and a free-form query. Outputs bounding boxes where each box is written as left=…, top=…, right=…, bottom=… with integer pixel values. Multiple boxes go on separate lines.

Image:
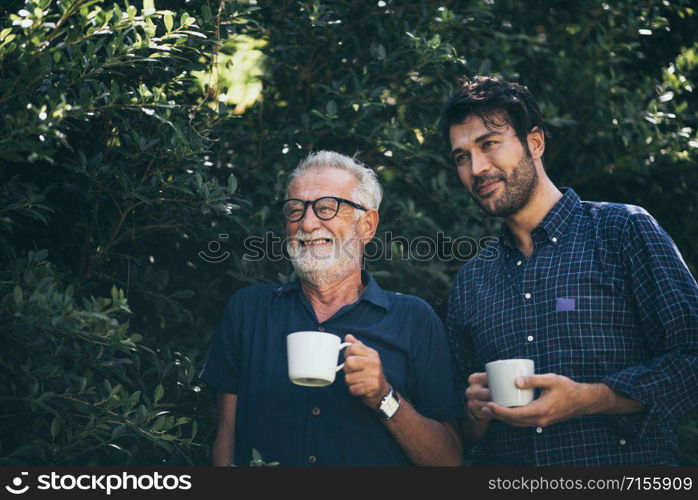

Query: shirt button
left=311, top=407, right=321, bottom=416
left=536, top=426, right=543, bottom=433
left=308, top=455, right=317, bottom=464
left=524, top=293, right=532, bottom=299
left=527, top=335, right=534, bottom=342
left=551, top=237, right=558, bottom=243
left=317, top=325, right=325, bottom=332
left=516, top=260, right=522, bottom=266
left=619, top=439, right=626, bottom=445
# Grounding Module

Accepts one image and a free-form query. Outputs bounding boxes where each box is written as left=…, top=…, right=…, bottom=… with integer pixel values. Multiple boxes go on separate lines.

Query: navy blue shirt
left=447, top=188, right=698, bottom=465
left=200, top=271, right=463, bottom=466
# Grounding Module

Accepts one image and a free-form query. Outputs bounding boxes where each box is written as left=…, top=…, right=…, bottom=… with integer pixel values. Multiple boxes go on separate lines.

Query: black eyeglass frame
left=280, top=196, right=368, bottom=222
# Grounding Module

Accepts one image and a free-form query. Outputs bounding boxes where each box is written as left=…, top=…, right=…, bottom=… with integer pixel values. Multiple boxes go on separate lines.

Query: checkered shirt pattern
left=447, top=188, right=698, bottom=465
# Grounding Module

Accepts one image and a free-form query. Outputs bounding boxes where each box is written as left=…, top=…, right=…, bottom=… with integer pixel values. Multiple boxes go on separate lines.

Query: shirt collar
left=538, top=187, right=580, bottom=243
left=274, top=270, right=390, bottom=311
left=499, top=187, right=580, bottom=250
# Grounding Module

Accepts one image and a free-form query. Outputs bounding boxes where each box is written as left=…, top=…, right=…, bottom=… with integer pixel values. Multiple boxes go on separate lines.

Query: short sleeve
left=199, top=294, right=242, bottom=394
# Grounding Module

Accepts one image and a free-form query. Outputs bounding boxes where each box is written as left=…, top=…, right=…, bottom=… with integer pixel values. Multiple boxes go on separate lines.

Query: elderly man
left=441, top=75, right=698, bottom=465
left=199, top=151, right=463, bottom=466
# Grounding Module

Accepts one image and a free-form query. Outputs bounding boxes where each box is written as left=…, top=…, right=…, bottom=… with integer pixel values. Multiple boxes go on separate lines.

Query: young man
left=441, top=75, right=698, bottom=465
left=199, top=151, right=463, bottom=466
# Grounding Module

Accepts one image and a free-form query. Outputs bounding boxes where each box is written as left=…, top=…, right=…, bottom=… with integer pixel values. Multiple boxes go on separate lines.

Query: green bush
left=0, top=0, right=242, bottom=465
left=0, top=251, right=199, bottom=465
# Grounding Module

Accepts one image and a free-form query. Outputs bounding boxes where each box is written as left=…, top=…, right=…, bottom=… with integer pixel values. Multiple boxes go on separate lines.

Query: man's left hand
left=343, top=334, right=390, bottom=409
left=483, top=373, right=597, bottom=427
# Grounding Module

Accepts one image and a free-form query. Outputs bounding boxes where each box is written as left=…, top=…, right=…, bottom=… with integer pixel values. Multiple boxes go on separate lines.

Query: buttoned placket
left=532, top=425, right=546, bottom=466
left=518, top=246, right=537, bottom=359
left=527, top=232, right=562, bottom=464
left=304, top=385, right=321, bottom=466
left=308, top=318, right=328, bottom=466
left=504, top=245, right=535, bottom=361
left=521, top=263, right=536, bottom=362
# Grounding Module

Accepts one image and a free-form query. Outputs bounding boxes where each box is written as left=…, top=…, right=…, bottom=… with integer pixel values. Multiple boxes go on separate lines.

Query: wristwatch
left=377, top=385, right=400, bottom=420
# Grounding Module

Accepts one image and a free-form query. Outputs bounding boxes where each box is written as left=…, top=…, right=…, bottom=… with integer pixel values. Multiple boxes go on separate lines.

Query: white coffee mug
left=485, top=358, right=535, bottom=407
left=287, top=331, right=352, bottom=387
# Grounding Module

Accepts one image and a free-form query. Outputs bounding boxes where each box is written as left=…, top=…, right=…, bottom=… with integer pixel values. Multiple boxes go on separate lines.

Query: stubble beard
left=472, top=152, right=539, bottom=217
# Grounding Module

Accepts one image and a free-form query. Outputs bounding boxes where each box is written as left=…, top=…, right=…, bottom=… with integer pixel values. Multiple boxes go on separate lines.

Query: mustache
left=473, top=174, right=505, bottom=191
left=290, top=229, right=335, bottom=242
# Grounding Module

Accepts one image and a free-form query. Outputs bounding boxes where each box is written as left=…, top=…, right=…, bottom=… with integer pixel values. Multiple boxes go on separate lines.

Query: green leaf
left=154, top=383, right=164, bottom=403
left=152, top=416, right=166, bottom=431
left=129, top=391, right=141, bottom=407
left=182, top=30, right=206, bottom=39
left=0, top=34, right=16, bottom=48
left=228, top=173, right=238, bottom=194
left=326, top=100, right=337, bottom=116
left=136, top=405, right=147, bottom=426
left=143, top=0, right=155, bottom=15
left=111, top=425, right=127, bottom=439
left=50, top=417, right=60, bottom=439
left=164, top=13, right=173, bottom=32
left=201, top=5, right=212, bottom=22
left=133, top=192, right=150, bottom=204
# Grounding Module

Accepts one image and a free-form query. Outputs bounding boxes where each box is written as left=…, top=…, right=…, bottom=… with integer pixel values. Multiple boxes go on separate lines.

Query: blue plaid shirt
left=447, top=188, right=698, bottom=465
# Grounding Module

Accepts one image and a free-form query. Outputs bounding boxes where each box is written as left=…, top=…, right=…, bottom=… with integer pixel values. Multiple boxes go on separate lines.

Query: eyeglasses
left=280, top=196, right=368, bottom=222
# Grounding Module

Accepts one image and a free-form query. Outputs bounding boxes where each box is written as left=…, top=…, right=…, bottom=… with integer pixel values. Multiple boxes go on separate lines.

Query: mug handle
left=335, top=342, right=352, bottom=372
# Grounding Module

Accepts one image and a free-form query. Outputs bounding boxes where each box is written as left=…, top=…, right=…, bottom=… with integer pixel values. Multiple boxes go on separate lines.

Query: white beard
left=287, top=225, right=363, bottom=287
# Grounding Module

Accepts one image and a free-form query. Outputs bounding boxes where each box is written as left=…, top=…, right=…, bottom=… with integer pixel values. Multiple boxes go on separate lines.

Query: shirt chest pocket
left=547, top=294, right=639, bottom=370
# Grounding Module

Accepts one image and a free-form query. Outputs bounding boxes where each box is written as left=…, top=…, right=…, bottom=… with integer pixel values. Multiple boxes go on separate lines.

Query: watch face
left=380, top=392, right=400, bottom=419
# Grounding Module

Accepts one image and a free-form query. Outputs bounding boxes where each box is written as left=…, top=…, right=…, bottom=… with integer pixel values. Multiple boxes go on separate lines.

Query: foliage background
left=1, top=0, right=696, bottom=465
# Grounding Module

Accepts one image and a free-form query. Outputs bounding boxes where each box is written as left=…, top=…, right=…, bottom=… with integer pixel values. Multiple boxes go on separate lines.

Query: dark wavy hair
left=439, top=75, right=546, bottom=154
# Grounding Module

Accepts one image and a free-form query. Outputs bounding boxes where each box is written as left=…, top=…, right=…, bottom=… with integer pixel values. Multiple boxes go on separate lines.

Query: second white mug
left=485, top=358, right=535, bottom=407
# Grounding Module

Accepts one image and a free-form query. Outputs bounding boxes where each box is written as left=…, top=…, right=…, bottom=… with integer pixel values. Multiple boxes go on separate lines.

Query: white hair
left=286, top=151, right=383, bottom=214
